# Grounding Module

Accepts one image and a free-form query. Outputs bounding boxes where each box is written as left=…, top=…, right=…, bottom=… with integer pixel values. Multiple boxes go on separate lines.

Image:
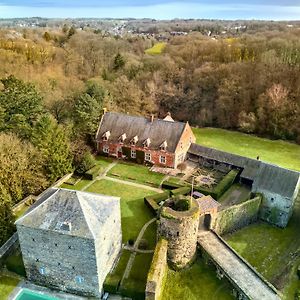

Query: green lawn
left=60, top=178, right=91, bottom=190
left=225, top=196, right=300, bottom=299
left=86, top=179, right=157, bottom=243
left=141, top=221, right=157, bottom=250
left=104, top=250, right=131, bottom=294
left=162, top=258, right=234, bottom=300
left=120, top=253, right=154, bottom=300
left=145, top=42, right=166, bottom=55
left=192, top=127, right=300, bottom=171
left=107, top=161, right=165, bottom=187
left=219, top=184, right=251, bottom=207
left=0, top=275, right=19, bottom=300
left=94, top=155, right=114, bottom=170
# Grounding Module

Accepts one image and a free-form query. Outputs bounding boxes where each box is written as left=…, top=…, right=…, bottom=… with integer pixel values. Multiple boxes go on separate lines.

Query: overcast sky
left=0, top=0, right=300, bottom=20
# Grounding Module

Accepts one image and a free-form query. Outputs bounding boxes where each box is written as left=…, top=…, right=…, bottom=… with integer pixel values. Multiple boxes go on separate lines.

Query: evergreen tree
left=31, top=114, right=73, bottom=182
left=113, top=53, right=125, bottom=70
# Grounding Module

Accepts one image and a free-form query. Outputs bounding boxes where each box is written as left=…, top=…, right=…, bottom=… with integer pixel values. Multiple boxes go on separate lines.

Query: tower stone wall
left=158, top=199, right=200, bottom=270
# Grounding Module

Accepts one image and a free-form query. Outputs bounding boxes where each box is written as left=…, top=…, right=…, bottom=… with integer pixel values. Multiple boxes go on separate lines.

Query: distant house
left=188, top=144, right=300, bottom=227
left=96, top=112, right=196, bottom=168
left=16, top=189, right=122, bottom=298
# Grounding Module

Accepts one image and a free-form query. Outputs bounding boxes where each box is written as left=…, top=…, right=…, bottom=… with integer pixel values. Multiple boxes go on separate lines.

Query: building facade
left=16, top=189, right=122, bottom=298
left=96, top=112, right=196, bottom=169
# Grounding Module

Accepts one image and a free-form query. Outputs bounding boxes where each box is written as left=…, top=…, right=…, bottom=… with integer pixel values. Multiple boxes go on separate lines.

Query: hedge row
left=212, top=169, right=239, bottom=199
left=170, top=186, right=191, bottom=196
left=161, top=180, right=184, bottom=190
left=84, top=165, right=102, bottom=180
left=144, top=191, right=170, bottom=214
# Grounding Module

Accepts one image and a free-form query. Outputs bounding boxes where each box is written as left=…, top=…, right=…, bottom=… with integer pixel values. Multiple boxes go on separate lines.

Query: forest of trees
left=0, top=24, right=299, bottom=244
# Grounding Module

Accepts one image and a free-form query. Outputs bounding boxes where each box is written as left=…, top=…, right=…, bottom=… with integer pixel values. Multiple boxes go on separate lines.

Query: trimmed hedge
left=212, top=169, right=239, bottom=200
left=170, top=186, right=191, bottom=196
left=144, top=191, right=170, bottom=214
left=84, top=165, right=102, bottom=180
left=162, top=180, right=184, bottom=190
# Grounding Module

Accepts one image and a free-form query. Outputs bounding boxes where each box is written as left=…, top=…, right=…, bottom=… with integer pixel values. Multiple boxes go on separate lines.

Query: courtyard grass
left=86, top=179, right=157, bottom=243
left=60, top=179, right=90, bottom=191
left=120, top=253, right=154, bottom=300
left=141, top=221, right=157, bottom=250
left=145, top=42, right=166, bottom=55
left=219, top=184, right=251, bottom=207
left=0, top=275, right=19, bottom=300
left=225, top=196, right=300, bottom=299
left=162, top=258, right=234, bottom=300
left=104, top=250, right=131, bottom=294
left=107, top=161, right=165, bottom=187
left=192, top=127, right=300, bottom=171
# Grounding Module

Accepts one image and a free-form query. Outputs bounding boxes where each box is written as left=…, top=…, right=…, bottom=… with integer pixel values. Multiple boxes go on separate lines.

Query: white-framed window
left=160, top=155, right=166, bottom=164
left=145, top=152, right=151, bottom=162
left=131, top=149, right=136, bottom=159
left=103, top=145, right=109, bottom=153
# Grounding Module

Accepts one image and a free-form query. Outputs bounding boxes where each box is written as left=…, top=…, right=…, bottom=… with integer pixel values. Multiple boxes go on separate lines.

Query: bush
left=174, top=197, right=191, bottom=211
left=84, top=165, right=102, bottom=180
left=128, top=239, right=135, bottom=246
left=295, top=289, right=300, bottom=300
left=138, top=239, right=149, bottom=250
left=75, top=152, right=95, bottom=175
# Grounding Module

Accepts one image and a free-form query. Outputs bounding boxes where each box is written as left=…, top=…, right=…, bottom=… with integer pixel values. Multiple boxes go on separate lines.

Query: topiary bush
left=138, top=239, right=149, bottom=250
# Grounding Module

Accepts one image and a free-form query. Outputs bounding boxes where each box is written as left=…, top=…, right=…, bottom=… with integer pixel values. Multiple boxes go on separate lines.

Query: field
left=225, top=196, right=300, bottom=299
left=145, top=42, right=166, bottom=55
left=162, top=258, right=234, bottom=300
left=192, top=127, right=300, bottom=171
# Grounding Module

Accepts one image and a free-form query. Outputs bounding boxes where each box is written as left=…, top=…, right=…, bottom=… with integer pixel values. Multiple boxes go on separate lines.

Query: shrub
left=295, top=289, right=300, bottom=300
left=174, top=196, right=191, bottom=211
left=128, top=239, right=135, bottom=246
left=75, top=151, right=95, bottom=175
left=84, top=165, right=102, bottom=180
left=138, top=239, right=149, bottom=250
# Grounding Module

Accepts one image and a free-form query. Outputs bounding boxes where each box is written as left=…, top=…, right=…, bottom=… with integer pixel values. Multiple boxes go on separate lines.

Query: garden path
left=120, top=218, right=156, bottom=287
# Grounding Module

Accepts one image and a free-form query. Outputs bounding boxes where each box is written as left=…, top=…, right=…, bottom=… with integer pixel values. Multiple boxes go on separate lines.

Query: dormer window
left=143, top=138, right=151, bottom=148
left=102, top=131, right=111, bottom=141
left=160, top=141, right=168, bottom=151
left=119, top=133, right=126, bottom=143
left=130, top=135, right=138, bottom=145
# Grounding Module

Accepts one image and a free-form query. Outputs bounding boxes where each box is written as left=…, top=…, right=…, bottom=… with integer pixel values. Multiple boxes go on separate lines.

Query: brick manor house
left=96, top=111, right=196, bottom=169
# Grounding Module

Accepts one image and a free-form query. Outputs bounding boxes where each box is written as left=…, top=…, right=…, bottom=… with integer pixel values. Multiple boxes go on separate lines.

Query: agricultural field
left=192, top=127, right=300, bottom=171
left=145, top=42, right=167, bottom=55
left=225, top=196, right=300, bottom=299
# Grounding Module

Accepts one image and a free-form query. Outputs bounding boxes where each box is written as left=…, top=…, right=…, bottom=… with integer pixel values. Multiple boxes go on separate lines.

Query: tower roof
left=15, top=188, right=120, bottom=239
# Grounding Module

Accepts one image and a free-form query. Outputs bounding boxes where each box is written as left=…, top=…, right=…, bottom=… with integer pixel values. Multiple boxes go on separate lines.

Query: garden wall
left=145, top=238, right=168, bottom=300
left=0, top=233, right=19, bottom=268
left=211, top=195, right=262, bottom=235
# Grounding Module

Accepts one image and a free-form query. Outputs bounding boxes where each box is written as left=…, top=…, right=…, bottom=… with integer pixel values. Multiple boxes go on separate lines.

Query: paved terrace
left=198, top=231, right=281, bottom=300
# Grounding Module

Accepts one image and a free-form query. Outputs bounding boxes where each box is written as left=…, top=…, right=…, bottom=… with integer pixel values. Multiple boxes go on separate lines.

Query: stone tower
left=158, top=197, right=200, bottom=270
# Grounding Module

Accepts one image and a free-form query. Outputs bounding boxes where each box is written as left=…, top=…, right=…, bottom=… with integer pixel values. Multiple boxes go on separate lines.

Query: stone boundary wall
left=0, top=233, right=19, bottom=268
left=145, top=239, right=168, bottom=300
left=211, top=196, right=262, bottom=236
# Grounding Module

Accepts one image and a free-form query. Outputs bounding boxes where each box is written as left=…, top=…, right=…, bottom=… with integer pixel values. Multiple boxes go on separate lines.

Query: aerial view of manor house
left=1, top=111, right=300, bottom=300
